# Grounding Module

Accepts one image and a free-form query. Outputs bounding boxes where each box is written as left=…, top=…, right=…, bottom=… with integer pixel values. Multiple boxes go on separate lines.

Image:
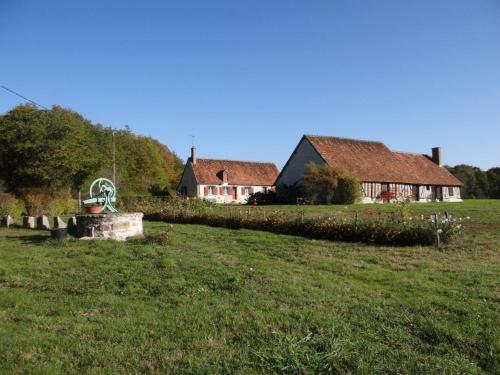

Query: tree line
left=0, top=104, right=184, bottom=201
left=446, top=165, right=500, bottom=199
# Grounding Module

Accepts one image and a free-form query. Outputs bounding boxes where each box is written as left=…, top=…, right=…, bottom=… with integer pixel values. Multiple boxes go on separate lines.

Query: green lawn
left=0, top=200, right=499, bottom=374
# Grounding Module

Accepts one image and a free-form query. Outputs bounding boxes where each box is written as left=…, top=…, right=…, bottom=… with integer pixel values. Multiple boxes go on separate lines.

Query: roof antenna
left=1, top=85, right=49, bottom=110
left=190, top=134, right=196, bottom=147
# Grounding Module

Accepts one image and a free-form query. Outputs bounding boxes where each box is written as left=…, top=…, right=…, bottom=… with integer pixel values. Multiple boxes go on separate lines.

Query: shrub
left=333, top=174, right=361, bottom=204
left=301, top=162, right=339, bottom=204
left=0, top=193, right=25, bottom=217
left=247, top=190, right=278, bottom=205
left=301, top=162, right=361, bottom=204
left=144, top=207, right=464, bottom=247
left=145, top=228, right=171, bottom=246
left=123, top=196, right=216, bottom=216
left=275, top=184, right=304, bottom=204
left=17, top=187, right=77, bottom=216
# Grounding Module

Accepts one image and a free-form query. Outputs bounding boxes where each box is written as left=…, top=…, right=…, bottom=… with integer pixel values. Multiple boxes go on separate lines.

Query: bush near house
left=301, top=162, right=361, bottom=204
left=246, top=190, right=279, bottom=205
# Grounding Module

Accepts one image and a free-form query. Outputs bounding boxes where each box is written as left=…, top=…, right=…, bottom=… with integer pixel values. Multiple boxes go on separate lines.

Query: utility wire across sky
left=1, top=85, right=48, bottom=110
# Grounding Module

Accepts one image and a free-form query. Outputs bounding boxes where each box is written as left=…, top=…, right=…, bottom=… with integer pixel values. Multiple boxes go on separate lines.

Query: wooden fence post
left=434, top=213, right=440, bottom=249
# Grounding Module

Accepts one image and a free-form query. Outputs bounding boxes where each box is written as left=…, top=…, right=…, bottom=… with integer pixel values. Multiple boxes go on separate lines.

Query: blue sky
left=1, top=0, right=499, bottom=169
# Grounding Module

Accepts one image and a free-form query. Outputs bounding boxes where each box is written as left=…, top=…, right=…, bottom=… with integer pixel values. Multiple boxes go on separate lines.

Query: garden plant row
left=144, top=207, right=464, bottom=246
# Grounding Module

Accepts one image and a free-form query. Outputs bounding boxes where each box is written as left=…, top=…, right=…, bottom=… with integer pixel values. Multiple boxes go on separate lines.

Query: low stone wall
left=75, top=212, right=143, bottom=241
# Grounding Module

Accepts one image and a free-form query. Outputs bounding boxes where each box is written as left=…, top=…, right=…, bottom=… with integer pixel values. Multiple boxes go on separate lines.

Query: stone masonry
left=74, top=212, right=143, bottom=241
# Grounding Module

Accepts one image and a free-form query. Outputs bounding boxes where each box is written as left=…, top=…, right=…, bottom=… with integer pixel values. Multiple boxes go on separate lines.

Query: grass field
left=0, top=200, right=499, bottom=374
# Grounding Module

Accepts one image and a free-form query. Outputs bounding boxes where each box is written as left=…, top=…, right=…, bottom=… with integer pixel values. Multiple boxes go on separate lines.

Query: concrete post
left=1, top=215, right=15, bottom=228
left=53, top=216, right=67, bottom=229
left=36, top=216, right=50, bottom=230
left=23, top=216, right=36, bottom=229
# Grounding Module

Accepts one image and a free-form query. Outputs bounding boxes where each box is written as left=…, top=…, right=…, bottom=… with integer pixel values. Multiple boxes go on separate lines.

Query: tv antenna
left=1, top=85, right=48, bottom=110
left=189, top=134, right=196, bottom=147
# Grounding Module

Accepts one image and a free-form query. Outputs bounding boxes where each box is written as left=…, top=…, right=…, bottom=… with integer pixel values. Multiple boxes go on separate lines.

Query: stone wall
left=75, top=212, right=143, bottom=241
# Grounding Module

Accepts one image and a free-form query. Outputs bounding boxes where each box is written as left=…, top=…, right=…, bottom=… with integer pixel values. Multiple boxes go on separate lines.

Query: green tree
left=446, top=165, right=489, bottom=198
left=0, top=104, right=184, bottom=200
left=487, top=168, right=500, bottom=199
left=301, top=162, right=361, bottom=204
left=0, top=105, right=103, bottom=191
left=91, top=129, right=183, bottom=196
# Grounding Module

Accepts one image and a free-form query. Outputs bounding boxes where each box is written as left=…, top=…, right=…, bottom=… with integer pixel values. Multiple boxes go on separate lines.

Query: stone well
left=74, top=212, right=143, bottom=241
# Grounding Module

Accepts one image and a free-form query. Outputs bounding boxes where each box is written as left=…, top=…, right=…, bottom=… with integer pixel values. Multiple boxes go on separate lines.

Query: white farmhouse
left=177, top=147, right=279, bottom=203
left=276, top=135, right=463, bottom=202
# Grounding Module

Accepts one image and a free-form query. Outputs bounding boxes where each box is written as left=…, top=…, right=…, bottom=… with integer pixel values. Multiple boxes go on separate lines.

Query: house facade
left=275, top=135, right=463, bottom=203
left=177, top=147, right=279, bottom=204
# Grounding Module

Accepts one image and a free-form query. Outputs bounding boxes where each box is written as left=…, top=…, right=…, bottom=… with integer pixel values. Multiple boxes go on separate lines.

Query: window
left=223, top=186, right=230, bottom=195
left=245, top=187, right=251, bottom=195
left=426, top=185, right=431, bottom=191
left=208, top=186, right=217, bottom=195
left=448, top=187, right=454, bottom=196
left=381, top=183, right=389, bottom=192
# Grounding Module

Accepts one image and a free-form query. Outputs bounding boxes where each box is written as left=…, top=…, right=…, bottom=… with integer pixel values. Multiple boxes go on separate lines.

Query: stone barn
left=177, top=147, right=279, bottom=204
left=275, top=135, right=463, bottom=203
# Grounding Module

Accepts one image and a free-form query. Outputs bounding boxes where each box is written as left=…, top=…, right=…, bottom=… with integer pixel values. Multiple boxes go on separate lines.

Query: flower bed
left=144, top=206, right=464, bottom=246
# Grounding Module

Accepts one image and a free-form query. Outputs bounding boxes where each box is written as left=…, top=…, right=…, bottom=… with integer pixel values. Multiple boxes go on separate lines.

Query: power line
left=1, top=85, right=49, bottom=110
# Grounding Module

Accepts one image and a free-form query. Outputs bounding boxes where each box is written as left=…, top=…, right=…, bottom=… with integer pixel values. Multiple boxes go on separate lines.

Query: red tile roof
left=305, top=135, right=462, bottom=186
left=192, top=158, right=279, bottom=185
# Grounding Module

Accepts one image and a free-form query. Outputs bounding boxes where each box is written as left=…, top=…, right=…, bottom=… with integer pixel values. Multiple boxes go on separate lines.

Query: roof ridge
left=196, top=157, right=277, bottom=165
left=305, top=134, right=386, bottom=145
left=392, top=150, right=427, bottom=157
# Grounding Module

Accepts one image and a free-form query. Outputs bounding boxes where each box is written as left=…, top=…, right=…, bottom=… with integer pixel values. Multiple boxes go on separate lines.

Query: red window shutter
left=241, top=187, right=245, bottom=195
left=204, top=186, right=208, bottom=196
left=250, top=187, right=254, bottom=194
left=219, top=186, right=224, bottom=195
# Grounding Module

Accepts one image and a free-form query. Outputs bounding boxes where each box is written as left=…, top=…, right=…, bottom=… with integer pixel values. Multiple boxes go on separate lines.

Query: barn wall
left=276, top=138, right=325, bottom=186
left=177, top=162, right=198, bottom=197
left=361, top=182, right=417, bottom=203
left=441, top=186, right=462, bottom=201
left=418, top=185, right=433, bottom=201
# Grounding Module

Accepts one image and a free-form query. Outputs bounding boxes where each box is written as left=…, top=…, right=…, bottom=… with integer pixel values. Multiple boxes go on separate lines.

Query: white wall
left=441, top=186, right=462, bottom=202
left=276, top=138, right=324, bottom=186
left=199, top=184, right=271, bottom=204
left=360, top=183, right=462, bottom=203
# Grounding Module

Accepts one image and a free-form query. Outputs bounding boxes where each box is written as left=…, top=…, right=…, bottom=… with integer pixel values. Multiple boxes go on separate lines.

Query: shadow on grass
left=17, top=234, right=50, bottom=244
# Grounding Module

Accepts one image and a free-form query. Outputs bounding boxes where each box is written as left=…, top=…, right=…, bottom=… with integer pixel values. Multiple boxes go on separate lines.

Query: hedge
left=144, top=210, right=463, bottom=247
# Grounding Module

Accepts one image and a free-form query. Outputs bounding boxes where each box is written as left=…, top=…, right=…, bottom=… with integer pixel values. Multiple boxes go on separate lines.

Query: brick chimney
left=190, top=146, right=197, bottom=165
left=431, top=147, right=441, bottom=166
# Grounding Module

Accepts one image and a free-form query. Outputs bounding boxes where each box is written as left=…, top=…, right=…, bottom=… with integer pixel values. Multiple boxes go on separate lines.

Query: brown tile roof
left=192, top=158, right=279, bottom=185
left=305, top=135, right=462, bottom=186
